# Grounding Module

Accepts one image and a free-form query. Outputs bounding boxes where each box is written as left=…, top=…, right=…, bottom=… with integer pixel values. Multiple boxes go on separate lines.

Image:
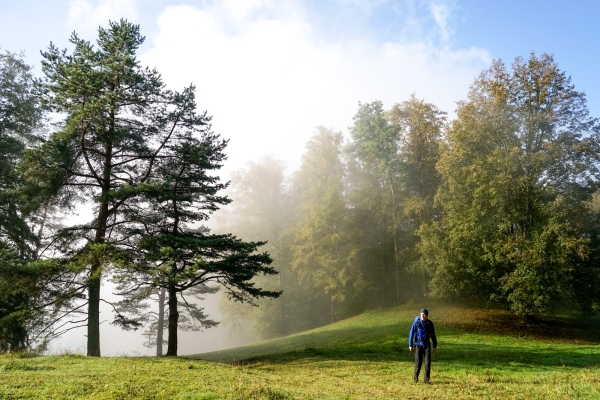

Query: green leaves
left=423, top=53, right=600, bottom=316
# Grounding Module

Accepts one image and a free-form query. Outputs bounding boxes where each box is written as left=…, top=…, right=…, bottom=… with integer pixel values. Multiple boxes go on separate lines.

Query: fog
left=44, top=0, right=485, bottom=355
left=3, top=0, right=599, bottom=357
left=48, top=286, right=254, bottom=356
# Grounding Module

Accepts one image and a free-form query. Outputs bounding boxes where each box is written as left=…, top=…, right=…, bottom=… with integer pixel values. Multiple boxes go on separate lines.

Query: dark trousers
left=413, top=345, right=431, bottom=382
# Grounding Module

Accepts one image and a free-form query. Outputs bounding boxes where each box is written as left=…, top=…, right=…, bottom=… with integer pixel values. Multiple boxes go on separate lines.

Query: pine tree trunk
left=87, top=269, right=101, bottom=357
left=87, top=115, right=113, bottom=357
left=34, top=203, right=49, bottom=259
left=279, top=270, right=285, bottom=336
left=390, top=182, right=400, bottom=307
left=166, top=284, right=179, bottom=356
left=156, top=288, right=166, bottom=356
left=87, top=199, right=109, bottom=357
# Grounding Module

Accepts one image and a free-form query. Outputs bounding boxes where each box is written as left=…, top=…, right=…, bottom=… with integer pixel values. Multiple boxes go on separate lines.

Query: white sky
left=66, top=0, right=490, bottom=176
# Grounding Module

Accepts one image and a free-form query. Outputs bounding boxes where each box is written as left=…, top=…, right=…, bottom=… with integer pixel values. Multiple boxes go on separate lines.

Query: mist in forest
left=26, top=59, right=600, bottom=355
left=2, top=1, right=600, bottom=358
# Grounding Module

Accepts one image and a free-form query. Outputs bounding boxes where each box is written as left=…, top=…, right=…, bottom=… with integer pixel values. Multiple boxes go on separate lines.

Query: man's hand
left=433, top=348, right=437, bottom=353
left=409, top=347, right=412, bottom=352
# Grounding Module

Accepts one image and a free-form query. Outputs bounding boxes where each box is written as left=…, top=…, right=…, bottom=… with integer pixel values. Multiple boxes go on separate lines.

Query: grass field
left=1, top=302, right=599, bottom=399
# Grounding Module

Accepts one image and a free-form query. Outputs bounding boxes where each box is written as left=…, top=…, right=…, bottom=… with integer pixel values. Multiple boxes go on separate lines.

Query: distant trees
left=2, top=25, right=599, bottom=355
left=218, top=53, right=600, bottom=338
left=349, top=102, right=403, bottom=305
left=347, top=97, right=445, bottom=306
left=291, top=127, right=360, bottom=323
left=214, top=156, right=296, bottom=339
left=218, top=107, right=446, bottom=335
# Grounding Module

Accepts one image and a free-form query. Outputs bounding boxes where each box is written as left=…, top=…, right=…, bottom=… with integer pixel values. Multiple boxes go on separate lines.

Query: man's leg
left=414, top=346, right=423, bottom=382
left=423, top=345, right=432, bottom=383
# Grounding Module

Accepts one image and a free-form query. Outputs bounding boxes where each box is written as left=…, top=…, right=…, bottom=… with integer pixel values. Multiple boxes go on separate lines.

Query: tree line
left=217, top=55, right=600, bottom=340
left=1, top=19, right=599, bottom=356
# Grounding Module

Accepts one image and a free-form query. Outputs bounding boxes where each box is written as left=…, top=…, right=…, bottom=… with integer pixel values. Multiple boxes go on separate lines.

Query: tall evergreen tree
left=114, top=121, right=279, bottom=356
left=23, top=20, right=207, bottom=356
left=0, top=50, right=43, bottom=255
left=0, top=50, right=75, bottom=353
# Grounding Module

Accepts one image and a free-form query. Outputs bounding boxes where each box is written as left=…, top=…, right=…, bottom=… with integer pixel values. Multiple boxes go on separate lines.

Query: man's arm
left=408, top=321, right=416, bottom=351
left=430, top=321, right=437, bottom=351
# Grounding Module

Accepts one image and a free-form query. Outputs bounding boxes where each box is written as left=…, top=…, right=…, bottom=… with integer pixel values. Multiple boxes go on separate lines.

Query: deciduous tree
left=421, top=53, right=600, bottom=316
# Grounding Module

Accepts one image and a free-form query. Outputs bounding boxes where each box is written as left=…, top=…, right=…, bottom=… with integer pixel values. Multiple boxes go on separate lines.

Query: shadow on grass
left=236, top=341, right=599, bottom=372
left=441, top=311, right=600, bottom=344
left=192, top=304, right=600, bottom=371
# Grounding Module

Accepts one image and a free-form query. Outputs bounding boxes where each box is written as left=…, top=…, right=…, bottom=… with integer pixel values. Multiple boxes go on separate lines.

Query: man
left=408, top=308, right=437, bottom=384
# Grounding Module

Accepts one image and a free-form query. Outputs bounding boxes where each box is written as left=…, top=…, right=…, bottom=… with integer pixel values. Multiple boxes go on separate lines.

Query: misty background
left=3, top=0, right=600, bottom=356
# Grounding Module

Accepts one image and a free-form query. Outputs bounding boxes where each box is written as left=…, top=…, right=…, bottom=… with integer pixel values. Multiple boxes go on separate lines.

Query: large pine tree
left=113, top=123, right=279, bottom=356
left=24, top=20, right=210, bottom=356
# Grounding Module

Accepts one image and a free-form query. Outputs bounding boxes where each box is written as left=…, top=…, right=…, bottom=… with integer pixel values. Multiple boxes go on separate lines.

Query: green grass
left=1, top=302, right=599, bottom=399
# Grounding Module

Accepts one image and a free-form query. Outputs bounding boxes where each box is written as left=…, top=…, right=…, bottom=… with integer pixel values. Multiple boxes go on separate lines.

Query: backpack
left=413, top=316, right=429, bottom=346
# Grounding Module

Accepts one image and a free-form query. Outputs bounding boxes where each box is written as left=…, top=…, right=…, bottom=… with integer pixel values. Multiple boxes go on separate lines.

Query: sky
left=2, top=0, right=599, bottom=355
left=3, top=0, right=600, bottom=175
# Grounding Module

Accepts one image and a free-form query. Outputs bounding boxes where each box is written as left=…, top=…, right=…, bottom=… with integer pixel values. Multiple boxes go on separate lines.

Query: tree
left=345, top=97, right=445, bottom=307
left=23, top=20, right=210, bottom=356
left=0, top=50, right=77, bottom=353
left=349, top=101, right=403, bottom=305
left=421, top=53, right=600, bottom=316
left=0, top=244, right=82, bottom=353
left=388, top=95, right=446, bottom=295
left=291, top=127, right=359, bottom=323
left=112, top=284, right=217, bottom=356
left=114, top=120, right=279, bottom=356
left=0, top=50, right=43, bottom=255
left=215, top=156, right=303, bottom=339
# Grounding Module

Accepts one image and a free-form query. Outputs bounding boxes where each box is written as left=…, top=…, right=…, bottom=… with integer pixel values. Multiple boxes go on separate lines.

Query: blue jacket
left=408, top=316, right=437, bottom=348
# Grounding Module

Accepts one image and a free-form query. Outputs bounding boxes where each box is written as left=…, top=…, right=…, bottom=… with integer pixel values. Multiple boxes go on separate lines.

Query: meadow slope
left=1, top=302, right=599, bottom=399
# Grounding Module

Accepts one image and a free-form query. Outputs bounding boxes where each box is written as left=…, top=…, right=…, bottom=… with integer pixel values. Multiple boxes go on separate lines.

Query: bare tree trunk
left=279, top=271, right=285, bottom=336
left=331, top=294, right=334, bottom=324
left=390, top=182, right=400, bottom=306
left=166, top=284, right=179, bottom=356
left=87, top=200, right=109, bottom=357
left=87, top=269, right=101, bottom=357
left=87, top=109, right=114, bottom=357
left=156, top=288, right=166, bottom=356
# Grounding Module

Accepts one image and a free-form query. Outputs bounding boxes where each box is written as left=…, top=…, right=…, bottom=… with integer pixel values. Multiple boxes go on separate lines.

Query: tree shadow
left=236, top=340, right=599, bottom=371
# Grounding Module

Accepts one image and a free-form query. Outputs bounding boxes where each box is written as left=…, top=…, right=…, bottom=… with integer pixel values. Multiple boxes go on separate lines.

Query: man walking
left=408, top=308, right=437, bottom=384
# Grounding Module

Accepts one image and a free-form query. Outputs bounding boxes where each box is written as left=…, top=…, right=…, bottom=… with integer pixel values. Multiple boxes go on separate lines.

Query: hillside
left=191, top=302, right=600, bottom=363
left=1, top=302, right=599, bottom=399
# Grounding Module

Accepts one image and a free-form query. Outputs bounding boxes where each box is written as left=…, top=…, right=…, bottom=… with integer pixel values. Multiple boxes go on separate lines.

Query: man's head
left=420, top=308, right=429, bottom=321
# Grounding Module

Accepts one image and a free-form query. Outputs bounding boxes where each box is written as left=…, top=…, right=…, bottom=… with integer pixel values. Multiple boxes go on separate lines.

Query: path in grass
left=1, top=303, right=599, bottom=399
